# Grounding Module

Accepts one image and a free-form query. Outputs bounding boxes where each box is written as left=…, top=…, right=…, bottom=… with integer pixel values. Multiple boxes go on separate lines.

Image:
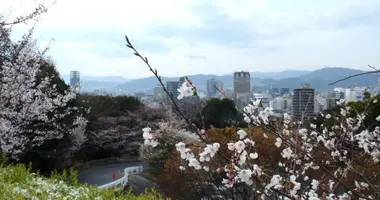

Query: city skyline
left=3, top=0, right=380, bottom=79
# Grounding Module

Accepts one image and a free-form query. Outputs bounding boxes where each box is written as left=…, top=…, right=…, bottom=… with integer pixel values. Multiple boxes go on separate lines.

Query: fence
left=98, top=165, right=144, bottom=190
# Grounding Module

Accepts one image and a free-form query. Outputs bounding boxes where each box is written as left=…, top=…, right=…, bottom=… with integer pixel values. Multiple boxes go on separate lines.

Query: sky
left=2, top=0, right=380, bottom=79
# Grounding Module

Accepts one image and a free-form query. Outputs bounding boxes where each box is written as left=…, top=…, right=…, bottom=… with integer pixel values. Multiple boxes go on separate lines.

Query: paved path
left=78, top=162, right=149, bottom=186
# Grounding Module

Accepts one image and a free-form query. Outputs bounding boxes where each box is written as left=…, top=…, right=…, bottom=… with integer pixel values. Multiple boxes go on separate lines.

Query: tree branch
left=328, top=67, right=379, bottom=85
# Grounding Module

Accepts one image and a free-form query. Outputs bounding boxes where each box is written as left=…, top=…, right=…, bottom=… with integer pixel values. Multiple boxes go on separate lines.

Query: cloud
left=333, top=2, right=380, bottom=29
left=2, top=0, right=380, bottom=79
left=187, top=54, right=206, bottom=60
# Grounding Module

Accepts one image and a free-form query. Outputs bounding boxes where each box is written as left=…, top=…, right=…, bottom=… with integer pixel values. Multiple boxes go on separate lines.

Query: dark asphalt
left=78, top=162, right=149, bottom=186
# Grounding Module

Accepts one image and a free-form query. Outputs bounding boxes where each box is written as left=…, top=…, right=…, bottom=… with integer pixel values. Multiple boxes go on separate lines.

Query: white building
left=253, top=93, right=270, bottom=108
left=269, top=97, right=292, bottom=113
left=344, top=87, right=366, bottom=102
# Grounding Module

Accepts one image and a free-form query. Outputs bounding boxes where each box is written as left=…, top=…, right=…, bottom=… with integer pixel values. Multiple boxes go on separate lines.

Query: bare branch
left=328, top=68, right=380, bottom=85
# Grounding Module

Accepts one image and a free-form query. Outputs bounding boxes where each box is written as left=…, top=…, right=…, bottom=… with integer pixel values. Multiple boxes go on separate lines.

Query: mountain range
left=63, top=67, right=379, bottom=94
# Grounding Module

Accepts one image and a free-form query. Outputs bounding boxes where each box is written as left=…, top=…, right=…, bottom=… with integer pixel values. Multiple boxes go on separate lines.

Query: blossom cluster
left=177, top=78, right=196, bottom=100
left=141, top=76, right=380, bottom=199
left=0, top=165, right=102, bottom=200
left=0, top=33, right=87, bottom=158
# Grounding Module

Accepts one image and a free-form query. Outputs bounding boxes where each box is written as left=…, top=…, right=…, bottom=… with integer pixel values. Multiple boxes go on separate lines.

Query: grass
left=0, top=163, right=168, bottom=200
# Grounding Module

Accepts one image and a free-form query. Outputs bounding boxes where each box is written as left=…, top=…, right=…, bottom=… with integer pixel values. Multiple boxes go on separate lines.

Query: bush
left=0, top=163, right=168, bottom=200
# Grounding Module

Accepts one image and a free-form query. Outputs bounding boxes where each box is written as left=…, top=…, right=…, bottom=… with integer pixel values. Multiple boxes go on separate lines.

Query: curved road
left=78, top=162, right=149, bottom=186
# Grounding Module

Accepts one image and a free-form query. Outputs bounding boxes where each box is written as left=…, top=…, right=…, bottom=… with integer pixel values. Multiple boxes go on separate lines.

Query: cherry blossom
left=237, top=129, right=247, bottom=139
left=127, top=35, right=380, bottom=199
left=177, top=79, right=194, bottom=100
left=0, top=30, right=87, bottom=159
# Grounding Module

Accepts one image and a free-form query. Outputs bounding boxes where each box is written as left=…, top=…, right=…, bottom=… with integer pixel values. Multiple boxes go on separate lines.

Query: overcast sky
left=2, top=0, right=380, bottom=79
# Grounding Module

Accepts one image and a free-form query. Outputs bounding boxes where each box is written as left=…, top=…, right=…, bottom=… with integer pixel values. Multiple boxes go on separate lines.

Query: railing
left=98, top=165, right=144, bottom=190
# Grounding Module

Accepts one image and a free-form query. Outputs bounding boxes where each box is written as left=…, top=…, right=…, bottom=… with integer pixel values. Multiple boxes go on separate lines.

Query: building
left=153, top=85, right=165, bottom=100
left=270, top=87, right=279, bottom=98
left=166, top=81, right=180, bottom=103
left=324, top=91, right=344, bottom=109
left=207, top=78, right=217, bottom=98
left=179, top=77, right=186, bottom=86
left=223, top=89, right=234, bottom=99
left=253, top=93, right=270, bottom=108
left=70, top=70, right=80, bottom=86
left=233, top=71, right=251, bottom=105
left=70, top=70, right=80, bottom=93
left=280, top=88, right=290, bottom=95
left=134, top=92, right=145, bottom=100
left=215, top=80, right=223, bottom=93
left=292, top=86, right=315, bottom=124
left=270, top=97, right=292, bottom=113
left=372, top=74, right=380, bottom=96
left=344, top=87, right=366, bottom=102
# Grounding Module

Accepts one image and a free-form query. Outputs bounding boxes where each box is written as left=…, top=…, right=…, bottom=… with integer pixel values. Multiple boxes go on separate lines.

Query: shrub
left=0, top=163, right=168, bottom=200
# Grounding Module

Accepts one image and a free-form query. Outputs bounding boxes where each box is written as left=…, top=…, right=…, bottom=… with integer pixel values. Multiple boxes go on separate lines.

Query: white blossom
left=249, top=152, right=258, bottom=159
left=237, top=129, right=247, bottom=139
left=177, top=80, right=194, bottom=100
left=234, top=141, right=246, bottom=153
left=0, top=38, right=87, bottom=158
left=275, top=137, right=282, bottom=147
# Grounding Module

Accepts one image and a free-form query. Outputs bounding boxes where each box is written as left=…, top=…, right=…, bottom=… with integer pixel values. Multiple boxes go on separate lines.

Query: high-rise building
left=179, top=77, right=186, bottom=86
left=292, top=86, right=315, bottom=124
left=166, top=81, right=180, bottom=103
left=207, top=78, right=217, bottom=97
left=215, top=80, right=223, bottom=93
left=153, top=84, right=165, bottom=100
left=233, top=71, right=251, bottom=105
left=70, top=70, right=80, bottom=86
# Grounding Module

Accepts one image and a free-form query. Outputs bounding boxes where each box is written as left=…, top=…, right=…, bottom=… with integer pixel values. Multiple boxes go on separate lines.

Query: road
left=78, top=162, right=149, bottom=186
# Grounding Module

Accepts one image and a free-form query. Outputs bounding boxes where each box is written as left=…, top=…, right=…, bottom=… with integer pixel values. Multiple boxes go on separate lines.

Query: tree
left=197, top=98, right=245, bottom=129
left=126, top=36, right=380, bottom=200
left=0, top=16, right=87, bottom=162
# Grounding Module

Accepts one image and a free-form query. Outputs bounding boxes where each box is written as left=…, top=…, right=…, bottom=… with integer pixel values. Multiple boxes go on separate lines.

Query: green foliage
left=78, top=94, right=141, bottom=131
left=145, top=138, right=176, bottom=177
left=0, top=163, right=168, bottom=200
left=312, top=94, right=380, bottom=131
left=0, top=153, right=6, bottom=166
left=50, top=168, right=79, bottom=185
left=196, top=98, right=246, bottom=129
left=347, top=94, right=380, bottom=131
left=36, top=58, right=69, bottom=93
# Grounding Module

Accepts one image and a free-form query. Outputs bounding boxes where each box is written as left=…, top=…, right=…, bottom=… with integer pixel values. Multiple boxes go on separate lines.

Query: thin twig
left=124, top=35, right=229, bottom=161
left=328, top=70, right=380, bottom=85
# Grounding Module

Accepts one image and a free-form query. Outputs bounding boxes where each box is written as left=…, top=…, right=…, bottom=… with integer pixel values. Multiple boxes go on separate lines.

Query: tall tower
left=166, top=81, right=180, bottom=104
left=206, top=78, right=217, bottom=98
left=233, top=71, right=251, bottom=105
left=70, top=70, right=80, bottom=86
left=292, top=85, right=315, bottom=124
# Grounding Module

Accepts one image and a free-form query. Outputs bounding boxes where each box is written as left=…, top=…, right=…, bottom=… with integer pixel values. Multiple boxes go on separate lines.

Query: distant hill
left=61, top=75, right=132, bottom=92
left=300, top=67, right=365, bottom=80
left=249, top=70, right=311, bottom=80
left=62, top=75, right=130, bottom=83
left=270, top=67, right=377, bottom=91
left=113, top=70, right=313, bottom=93
left=65, top=68, right=378, bottom=93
